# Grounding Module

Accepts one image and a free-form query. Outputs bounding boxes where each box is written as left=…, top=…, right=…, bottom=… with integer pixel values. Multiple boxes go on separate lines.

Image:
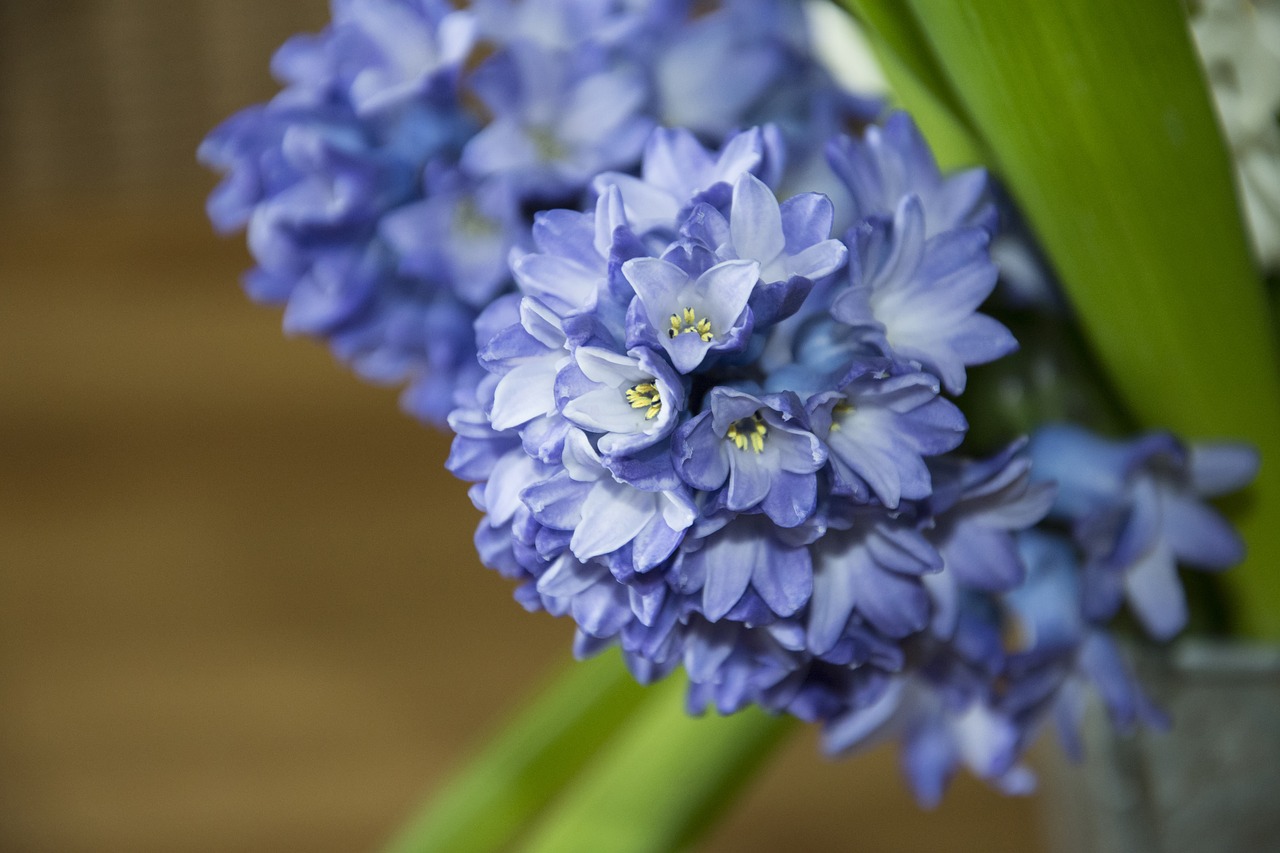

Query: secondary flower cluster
left=1000, top=425, right=1258, bottom=764
left=199, top=0, right=873, bottom=425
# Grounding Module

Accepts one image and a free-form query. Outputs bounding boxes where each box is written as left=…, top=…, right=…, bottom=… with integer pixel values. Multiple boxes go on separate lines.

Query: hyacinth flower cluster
left=438, top=112, right=1257, bottom=802
left=199, top=0, right=873, bottom=425
left=200, top=0, right=1265, bottom=810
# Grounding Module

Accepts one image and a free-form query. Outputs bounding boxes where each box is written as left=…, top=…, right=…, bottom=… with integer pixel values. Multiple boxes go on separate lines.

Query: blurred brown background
left=0, top=3, right=1045, bottom=850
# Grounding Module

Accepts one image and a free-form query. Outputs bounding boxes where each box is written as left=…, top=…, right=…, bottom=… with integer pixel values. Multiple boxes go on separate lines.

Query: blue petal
left=751, top=541, right=812, bottom=617
left=1123, top=541, right=1186, bottom=640
left=520, top=470, right=586, bottom=530
left=854, top=560, right=929, bottom=638
left=628, top=579, right=667, bottom=628
left=823, top=676, right=903, bottom=754
left=631, top=510, right=687, bottom=573
left=808, top=551, right=859, bottom=655
left=673, top=412, right=730, bottom=491
left=622, top=256, right=687, bottom=316
left=725, top=454, right=771, bottom=511
left=780, top=192, right=835, bottom=255
left=571, top=581, right=631, bottom=638
left=866, top=526, right=941, bottom=575
left=730, top=173, right=785, bottom=267
left=941, top=524, right=1025, bottom=592
left=699, top=529, right=761, bottom=622
left=692, top=259, right=761, bottom=341
left=570, top=481, right=655, bottom=561
left=1162, top=494, right=1244, bottom=569
left=537, top=554, right=604, bottom=597
left=1188, top=443, right=1260, bottom=497
left=670, top=548, right=707, bottom=595
left=684, top=620, right=738, bottom=682
left=902, top=722, right=955, bottom=809
left=761, top=470, right=817, bottom=528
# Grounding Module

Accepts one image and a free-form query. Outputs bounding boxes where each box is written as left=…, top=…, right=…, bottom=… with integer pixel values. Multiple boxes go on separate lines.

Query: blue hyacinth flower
left=806, top=360, right=968, bottom=508
left=673, top=388, right=826, bottom=528
left=622, top=256, right=760, bottom=374
left=832, top=196, right=1017, bottom=394
left=1029, top=424, right=1258, bottom=639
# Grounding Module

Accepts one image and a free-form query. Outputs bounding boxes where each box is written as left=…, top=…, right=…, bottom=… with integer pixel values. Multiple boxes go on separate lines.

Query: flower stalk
left=383, top=650, right=647, bottom=853
left=519, top=673, right=795, bottom=853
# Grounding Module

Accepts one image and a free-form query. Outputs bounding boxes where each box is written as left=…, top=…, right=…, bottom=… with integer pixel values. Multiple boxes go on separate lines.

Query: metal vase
left=1039, top=640, right=1280, bottom=853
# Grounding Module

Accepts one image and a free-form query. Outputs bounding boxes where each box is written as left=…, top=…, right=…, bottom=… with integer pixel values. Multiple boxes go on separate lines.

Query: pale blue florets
left=1028, top=425, right=1258, bottom=640
left=201, top=0, right=872, bottom=425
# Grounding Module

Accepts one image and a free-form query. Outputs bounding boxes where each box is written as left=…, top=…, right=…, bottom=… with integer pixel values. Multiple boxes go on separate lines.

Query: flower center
left=530, top=127, right=567, bottom=162
left=828, top=401, right=854, bottom=432
left=453, top=198, right=497, bottom=238
left=668, top=307, right=713, bottom=342
left=726, top=412, right=767, bottom=453
left=624, top=382, right=662, bottom=420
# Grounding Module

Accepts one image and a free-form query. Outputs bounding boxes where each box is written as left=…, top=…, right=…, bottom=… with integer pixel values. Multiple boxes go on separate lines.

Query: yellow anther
left=624, top=382, right=662, bottom=420
left=667, top=306, right=714, bottom=341
left=530, top=127, right=566, bottom=162
left=726, top=414, right=767, bottom=453
left=828, top=401, right=854, bottom=432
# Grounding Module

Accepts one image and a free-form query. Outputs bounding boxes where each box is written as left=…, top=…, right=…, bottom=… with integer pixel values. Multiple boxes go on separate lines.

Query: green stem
left=383, top=649, right=647, bottom=853
left=519, top=674, right=797, bottom=853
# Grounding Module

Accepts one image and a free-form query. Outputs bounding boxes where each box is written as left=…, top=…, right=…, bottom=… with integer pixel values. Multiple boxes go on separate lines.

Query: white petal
left=571, top=481, right=655, bottom=560
left=731, top=173, right=785, bottom=265
left=489, top=360, right=557, bottom=431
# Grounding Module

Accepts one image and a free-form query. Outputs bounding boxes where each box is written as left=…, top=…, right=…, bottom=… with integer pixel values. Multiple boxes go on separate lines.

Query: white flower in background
left=1191, top=0, right=1280, bottom=270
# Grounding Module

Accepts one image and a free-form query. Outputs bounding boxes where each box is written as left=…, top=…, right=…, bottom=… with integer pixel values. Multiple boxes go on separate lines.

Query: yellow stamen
left=726, top=413, right=767, bottom=453
left=667, top=306, right=714, bottom=341
left=828, top=401, right=854, bottom=432
left=624, top=382, right=662, bottom=420
left=530, top=127, right=565, bottom=162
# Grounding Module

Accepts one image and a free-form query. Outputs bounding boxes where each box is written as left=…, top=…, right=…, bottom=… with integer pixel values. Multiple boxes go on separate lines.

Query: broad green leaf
left=902, top=1, right=1280, bottom=637
left=838, top=0, right=986, bottom=169
left=839, top=1, right=972, bottom=131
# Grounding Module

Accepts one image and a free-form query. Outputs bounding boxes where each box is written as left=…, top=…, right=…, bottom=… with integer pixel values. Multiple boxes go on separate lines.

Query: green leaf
left=383, top=649, right=647, bottom=853
left=838, top=1, right=971, bottom=131
left=519, top=673, right=795, bottom=853
left=901, top=2, right=1280, bottom=638
left=836, top=0, right=986, bottom=169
